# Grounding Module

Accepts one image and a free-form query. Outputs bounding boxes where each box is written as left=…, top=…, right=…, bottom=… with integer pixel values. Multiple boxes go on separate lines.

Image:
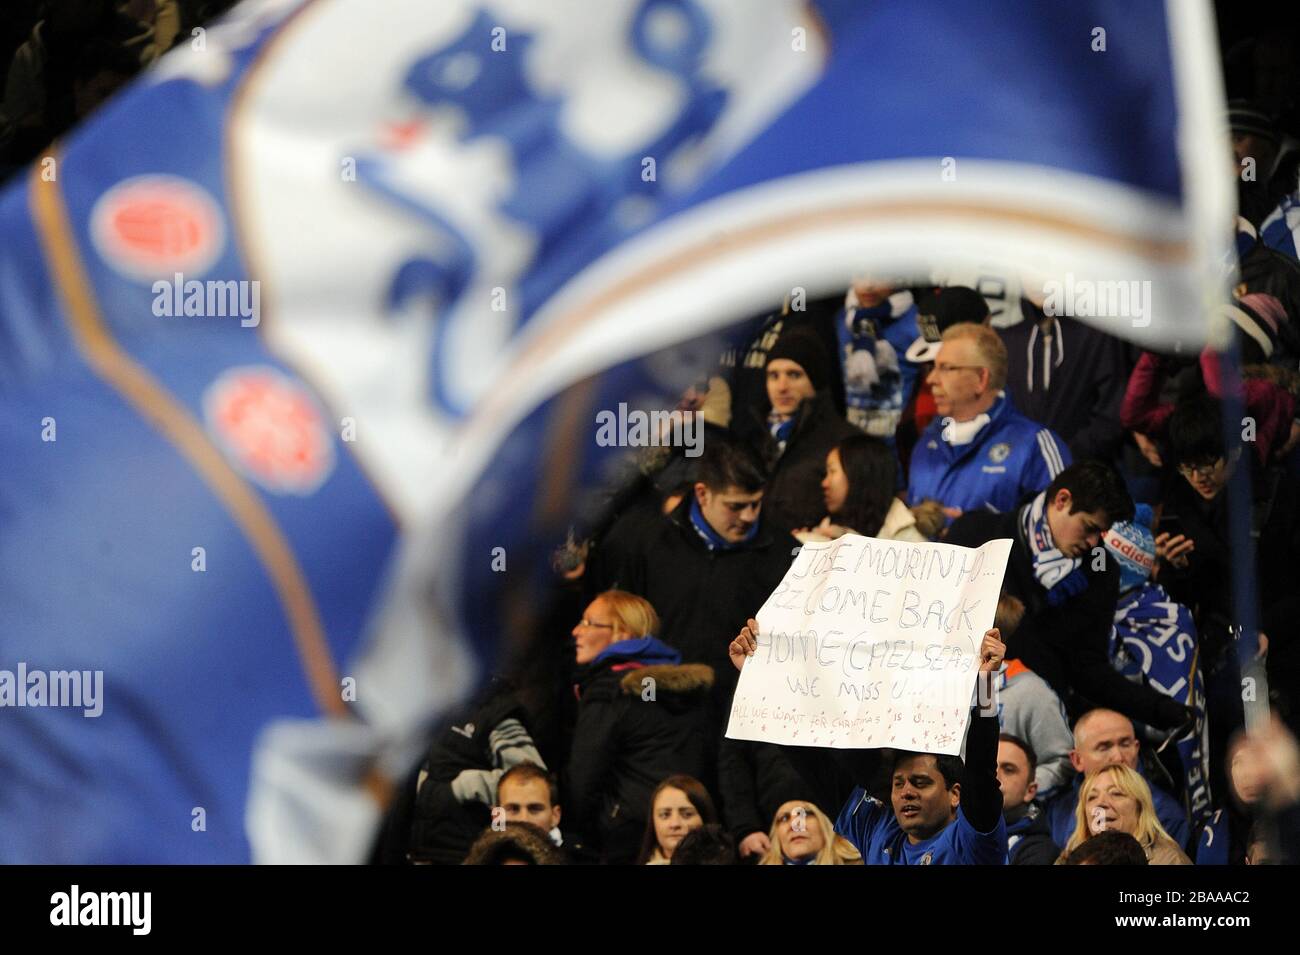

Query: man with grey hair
left=1041, top=707, right=1190, bottom=850
left=907, top=321, right=1071, bottom=519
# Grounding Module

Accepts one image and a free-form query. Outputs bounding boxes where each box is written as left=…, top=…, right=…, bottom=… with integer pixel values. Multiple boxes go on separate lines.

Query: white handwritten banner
left=726, top=535, right=1012, bottom=755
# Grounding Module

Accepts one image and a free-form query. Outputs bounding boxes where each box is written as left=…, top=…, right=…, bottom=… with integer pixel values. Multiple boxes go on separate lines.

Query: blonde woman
left=567, top=591, right=714, bottom=864
left=758, top=800, right=863, bottom=866
left=1057, top=765, right=1191, bottom=864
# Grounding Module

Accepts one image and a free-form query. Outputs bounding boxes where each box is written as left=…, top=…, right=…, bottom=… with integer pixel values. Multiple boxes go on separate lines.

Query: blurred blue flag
left=0, top=0, right=1229, bottom=861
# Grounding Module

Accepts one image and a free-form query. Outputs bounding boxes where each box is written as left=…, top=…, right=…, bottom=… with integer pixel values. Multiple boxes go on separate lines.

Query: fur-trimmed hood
left=618, top=663, right=714, bottom=697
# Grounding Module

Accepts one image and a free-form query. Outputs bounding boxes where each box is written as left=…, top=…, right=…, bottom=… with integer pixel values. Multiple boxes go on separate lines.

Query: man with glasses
left=1157, top=393, right=1300, bottom=796
left=908, top=321, right=1072, bottom=520
left=897, top=285, right=990, bottom=476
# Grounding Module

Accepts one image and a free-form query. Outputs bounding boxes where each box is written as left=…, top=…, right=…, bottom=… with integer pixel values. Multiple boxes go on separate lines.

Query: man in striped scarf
left=946, top=461, right=1196, bottom=735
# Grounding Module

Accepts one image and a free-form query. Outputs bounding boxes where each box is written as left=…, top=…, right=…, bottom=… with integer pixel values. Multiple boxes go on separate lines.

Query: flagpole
left=1212, top=311, right=1288, bottom=866
left=1213, top=331, right=1268, bottom=732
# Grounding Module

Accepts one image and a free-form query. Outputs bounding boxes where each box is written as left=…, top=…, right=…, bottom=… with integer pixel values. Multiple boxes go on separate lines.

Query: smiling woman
left=1057, top=765, right=1191, bottom=865
left=638, top=775, right=717, bottom=865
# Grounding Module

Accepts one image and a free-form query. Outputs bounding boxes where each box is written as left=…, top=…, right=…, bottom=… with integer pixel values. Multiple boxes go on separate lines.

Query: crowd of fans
left=375, top=75, right=1300, bottom=860
left=382, top=226, right=1300, bottom=864
left=10, top=2, right=1299, bottom=868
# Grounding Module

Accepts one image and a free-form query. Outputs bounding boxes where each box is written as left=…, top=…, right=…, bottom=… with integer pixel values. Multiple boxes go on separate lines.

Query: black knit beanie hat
left=766, top=327, right=831, bottom=392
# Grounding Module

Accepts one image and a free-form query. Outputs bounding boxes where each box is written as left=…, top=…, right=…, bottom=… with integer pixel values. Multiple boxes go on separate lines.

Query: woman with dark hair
left=463, top=822, right=563, bottom=865
left=793, top=433, right=926, bottom=543
left=638, top=775, right=719, bottom=865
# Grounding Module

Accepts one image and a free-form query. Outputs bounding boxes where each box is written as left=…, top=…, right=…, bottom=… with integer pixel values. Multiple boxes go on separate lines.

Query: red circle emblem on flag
left=91, top=175, right=226, bottom=280
left=203, top=367, right=335, bottom=495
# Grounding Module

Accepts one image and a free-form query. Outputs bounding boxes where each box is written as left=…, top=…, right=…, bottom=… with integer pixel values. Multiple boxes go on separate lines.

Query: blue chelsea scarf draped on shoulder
left=1020, top=490, right=1087, bottom=605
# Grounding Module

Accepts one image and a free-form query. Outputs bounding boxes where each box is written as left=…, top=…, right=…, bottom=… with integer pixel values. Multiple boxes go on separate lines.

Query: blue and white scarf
left=1020, top=490, right=1086, bottom=605
left=837, top=298, right=908, bottom=438
left=767, top=413, right=797, bottom=454
left=689, top=495, right=759, bottom=551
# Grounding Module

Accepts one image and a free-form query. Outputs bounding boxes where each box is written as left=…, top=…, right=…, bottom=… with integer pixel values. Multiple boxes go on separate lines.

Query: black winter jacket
left=737, top=388, right=860, bottom=534
left=611, top=499, right=797, bottom=685
left=1007, top=803, right=1059, bottom=865
left=1001, top=305, right=1132, bottom=464
left=718, top=737, right=842, bottom=843
left=1158, top=466, right=1300, bottom=687
left=945, top=508, right=1190, bottom=730
left=407, top=685, right=535, bottom=864
left=565, top=658, right=714, bottom=863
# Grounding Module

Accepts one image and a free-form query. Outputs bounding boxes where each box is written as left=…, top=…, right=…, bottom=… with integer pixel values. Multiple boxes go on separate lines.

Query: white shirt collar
left=940, top=393, right=1002, bottom=446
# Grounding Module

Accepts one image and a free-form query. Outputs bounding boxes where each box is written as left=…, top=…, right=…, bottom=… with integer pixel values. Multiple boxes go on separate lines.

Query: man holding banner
left=729, top=622, right=1008, bottom=865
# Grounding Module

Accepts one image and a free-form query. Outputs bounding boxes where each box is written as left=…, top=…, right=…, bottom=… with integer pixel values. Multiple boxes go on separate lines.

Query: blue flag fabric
left=1261, top=191, right=1300, bottom=260
left=0, top=0, right=1229, bottom=861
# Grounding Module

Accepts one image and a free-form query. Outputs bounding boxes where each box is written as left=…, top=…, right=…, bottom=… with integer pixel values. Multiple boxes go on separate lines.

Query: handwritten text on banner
left=726, top=535, right=1012, bottom=755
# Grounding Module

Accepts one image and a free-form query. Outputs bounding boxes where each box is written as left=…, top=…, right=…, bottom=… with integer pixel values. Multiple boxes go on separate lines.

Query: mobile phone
left=1158, top=512, right=1184, bottom=539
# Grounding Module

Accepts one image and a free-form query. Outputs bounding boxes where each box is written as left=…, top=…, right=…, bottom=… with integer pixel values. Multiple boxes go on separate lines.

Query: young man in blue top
left=908, top=322, right=1070, bottom=518
left=729, top=623, right=1009, bottom=864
